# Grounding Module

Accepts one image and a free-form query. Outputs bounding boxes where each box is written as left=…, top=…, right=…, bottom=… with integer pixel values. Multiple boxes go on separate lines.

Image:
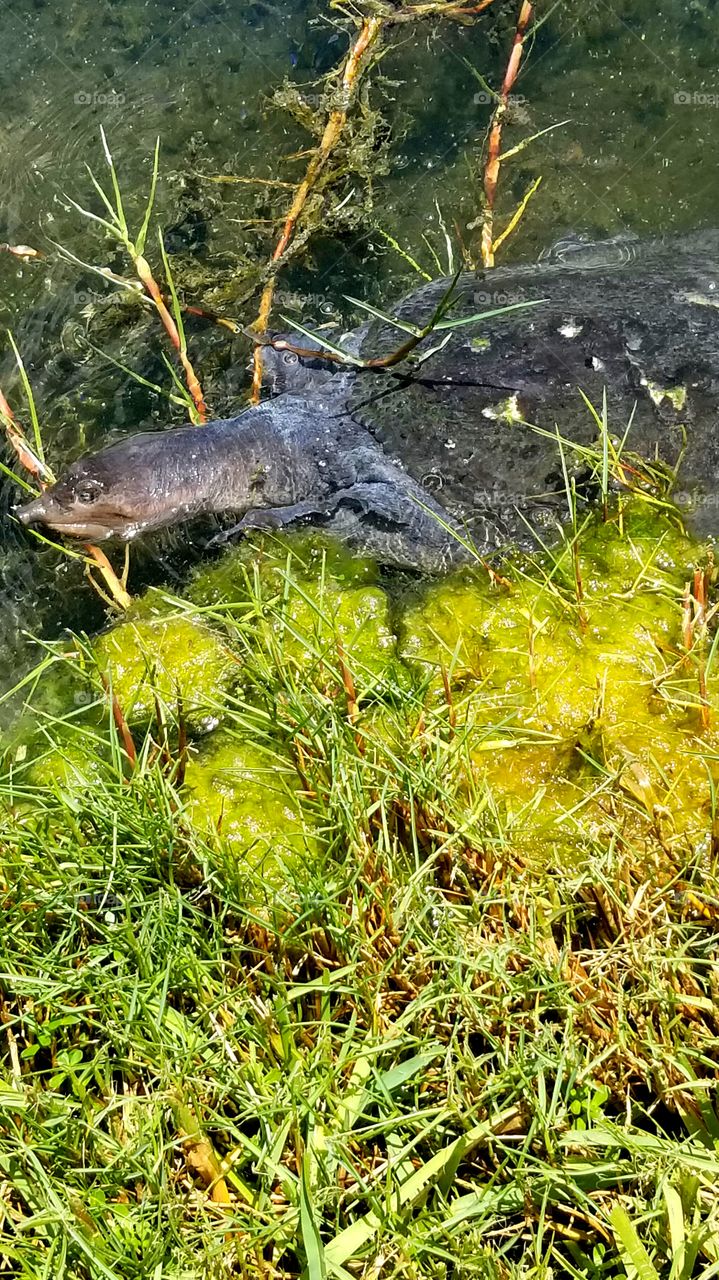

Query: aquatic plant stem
left=83, top=543, right=132, bottom=612
left=134, top=254, right=208, bottom=423
left=392, top=0, right=496, bottom=18
left=0, top=383, right=132, bottom=611
left=480, top=0, right=533, bottom=268
left=250, top=16, right=384, bottom=402
left=69, top=134, right=208, bottom=424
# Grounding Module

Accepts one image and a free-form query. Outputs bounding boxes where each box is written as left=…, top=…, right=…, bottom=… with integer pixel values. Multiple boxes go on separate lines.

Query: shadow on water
left=0, top=0, right=718, bottom=720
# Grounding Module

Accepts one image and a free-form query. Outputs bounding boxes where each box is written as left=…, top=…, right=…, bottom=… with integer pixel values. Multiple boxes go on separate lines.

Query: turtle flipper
left=209, top=495, right=336, bottom=546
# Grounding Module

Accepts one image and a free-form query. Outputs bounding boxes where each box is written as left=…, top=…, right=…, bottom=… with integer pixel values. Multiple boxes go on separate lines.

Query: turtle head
left=260, top=332, right=355, bottom=397
left=15, top=431, right=198, bottom=543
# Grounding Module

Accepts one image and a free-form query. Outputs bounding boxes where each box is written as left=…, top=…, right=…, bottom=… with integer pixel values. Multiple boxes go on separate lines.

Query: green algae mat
left=2, top=499, right=719, bottom=1277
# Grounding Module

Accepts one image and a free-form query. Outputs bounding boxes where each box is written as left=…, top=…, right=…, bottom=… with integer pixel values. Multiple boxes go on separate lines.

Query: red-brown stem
left=134, top=254, right=208, bottom=422
left=100, top=672, right=137, bottom=766
left=682, top=582, right=692, bottom=654
left=250, top=17, right=384, bottom=402
left=480, top=0, right=533, bottom=268
left=153, top=692, right=173, bottom=771
left=337, top=639, right=364, bottom=754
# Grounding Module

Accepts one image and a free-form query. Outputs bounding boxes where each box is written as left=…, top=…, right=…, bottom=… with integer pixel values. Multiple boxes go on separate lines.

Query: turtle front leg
left=209, top=478, right=435, bottom=548
left=208, top=495, right=339, bottom=546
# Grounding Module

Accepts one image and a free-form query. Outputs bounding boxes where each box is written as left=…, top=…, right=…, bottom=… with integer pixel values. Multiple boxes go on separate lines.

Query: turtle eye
left=282, top=351, right=299, bottom=365
left=75, top=483, right=100, bottom=505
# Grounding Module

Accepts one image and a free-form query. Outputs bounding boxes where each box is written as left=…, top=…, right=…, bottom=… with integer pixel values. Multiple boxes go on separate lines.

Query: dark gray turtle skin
left=266, top=228, right=719, bottom=548
left=16, top=229, right=719, bottom=570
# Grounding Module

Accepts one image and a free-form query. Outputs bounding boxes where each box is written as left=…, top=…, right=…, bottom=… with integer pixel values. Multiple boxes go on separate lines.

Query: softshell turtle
left=16, top=229, right=719, bottom=570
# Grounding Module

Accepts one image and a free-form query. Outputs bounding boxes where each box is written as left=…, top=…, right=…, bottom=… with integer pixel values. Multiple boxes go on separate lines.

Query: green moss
left=189, top=534, right=400, bottom=689
left=93, top=609, right=237, bottom=732
left=188, top=531, right=379, bottom=606
left=182, top=734, right=318, bottom=887
left=25, top=734, right=108, bottom=798
left=399, top=500, right=718, bottom=868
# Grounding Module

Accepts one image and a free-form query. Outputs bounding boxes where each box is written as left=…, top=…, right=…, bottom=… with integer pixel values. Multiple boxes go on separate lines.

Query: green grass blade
left=19, top=522, right=93, bottom=561
left=325, top=1113, right=514, bottom=1271
left=82, top=338, right=187, bottom=407
left=47, top=240, right=145, bottom=295
left=63, top=194, right=125, bottom=241
left=664, top=1183, right=686, bottom=1280
left=136, top=137, right=160, bottom=257
left=160, top=351, right=197, bottom=416
left=376, top=229, right=432, bottom=280
left=84, top=162, right=121, bottom=227
left=421, top=232, right=445, bottom=277
left=458, top=53, right=497, bottom=101
left=343, top=296, right=421, bottom=337
left=100, top=126, right=128, bottom=240
left=279, top=317, right=362, bottom=365
left=434, top=298, right=546, bottom=331
left=300, top=1152, right=327, bottom=1280
left=7, top=331, right=45, bottom=463
left=610, top=1205, right=662, bottom=1280
left=0, top=458, right=37, bottom=493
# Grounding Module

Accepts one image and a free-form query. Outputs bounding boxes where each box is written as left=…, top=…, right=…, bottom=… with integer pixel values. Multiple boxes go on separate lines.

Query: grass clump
left=1, top=498, right=719, bottom=1279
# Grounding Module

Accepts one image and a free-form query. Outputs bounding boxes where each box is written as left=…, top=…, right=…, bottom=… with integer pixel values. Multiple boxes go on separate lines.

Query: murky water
left=0, top=0, right=718, bottom=721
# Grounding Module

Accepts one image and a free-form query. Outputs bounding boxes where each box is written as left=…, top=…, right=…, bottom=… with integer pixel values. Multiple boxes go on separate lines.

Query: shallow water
left=1, top=0, right=718, bottom=717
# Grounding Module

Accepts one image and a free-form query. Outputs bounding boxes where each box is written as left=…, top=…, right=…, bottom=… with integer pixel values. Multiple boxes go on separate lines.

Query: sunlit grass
left=1, top=494, right=719, bottom=1279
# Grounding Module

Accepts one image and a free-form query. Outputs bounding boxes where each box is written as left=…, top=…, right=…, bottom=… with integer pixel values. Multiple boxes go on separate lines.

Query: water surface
left=0, top=0, right=717, bottom=718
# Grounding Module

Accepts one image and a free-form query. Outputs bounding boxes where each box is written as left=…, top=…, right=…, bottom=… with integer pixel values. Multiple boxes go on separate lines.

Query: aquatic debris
left=0, top=242, right=43, bottom=262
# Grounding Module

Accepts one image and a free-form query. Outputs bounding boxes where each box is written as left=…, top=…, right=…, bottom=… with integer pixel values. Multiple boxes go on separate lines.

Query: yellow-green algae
left=24, top=732, right=108, bottom=799
left=93, top=595, right=238, bottom=731
left=187, top=531, right=400, bottom=690
left=400, top=502, right=717, bottom=865
left=13, top=502, right=719, bottom=885
left=182, top=733, right=318, bottom=887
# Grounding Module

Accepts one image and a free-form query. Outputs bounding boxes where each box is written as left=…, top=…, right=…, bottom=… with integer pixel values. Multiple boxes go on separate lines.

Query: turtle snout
left=15, top=496, right=49, bottom=527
